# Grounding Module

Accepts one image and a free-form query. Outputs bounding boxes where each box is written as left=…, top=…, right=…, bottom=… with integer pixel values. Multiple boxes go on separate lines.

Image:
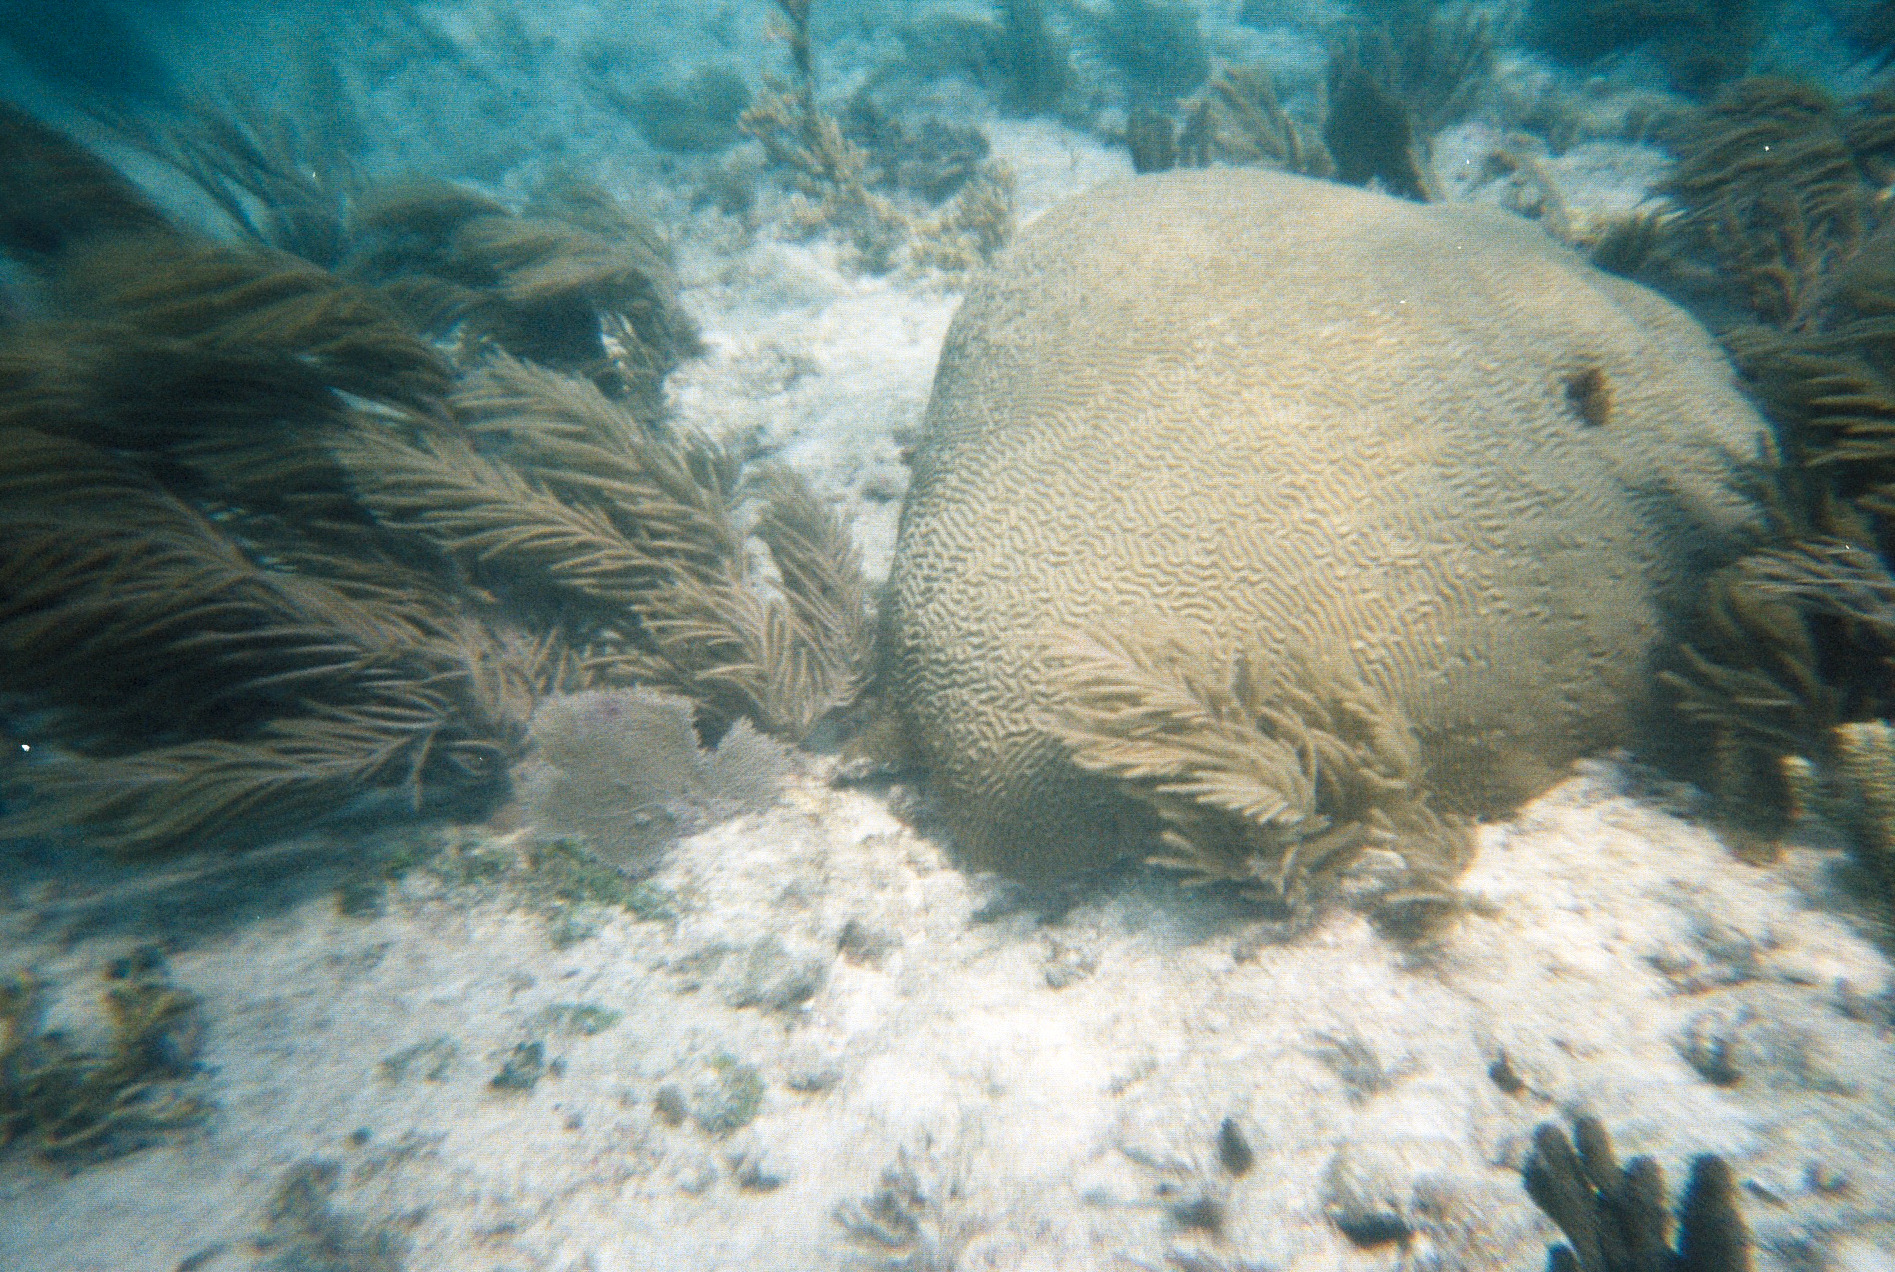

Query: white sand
left=3, top=759, right=1891, bottom=1271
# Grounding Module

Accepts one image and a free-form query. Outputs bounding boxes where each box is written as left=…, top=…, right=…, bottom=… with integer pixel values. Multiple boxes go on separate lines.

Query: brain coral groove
left=886, top=168, right=1775, bottom=880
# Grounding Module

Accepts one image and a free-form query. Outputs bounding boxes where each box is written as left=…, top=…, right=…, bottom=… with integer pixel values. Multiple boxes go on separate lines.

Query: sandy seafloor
left=4, top=4, right=1895, bottom=1269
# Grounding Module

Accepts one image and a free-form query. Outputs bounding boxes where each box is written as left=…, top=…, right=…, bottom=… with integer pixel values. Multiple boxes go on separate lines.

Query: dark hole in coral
left=1564, top=366, right=1612, bottom=427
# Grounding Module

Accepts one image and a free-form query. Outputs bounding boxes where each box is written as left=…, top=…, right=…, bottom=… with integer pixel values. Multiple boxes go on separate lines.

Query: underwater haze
left=2, top=1, right=1894, bottom=1269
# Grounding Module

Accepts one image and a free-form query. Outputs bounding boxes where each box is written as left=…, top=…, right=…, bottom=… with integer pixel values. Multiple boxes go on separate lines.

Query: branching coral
left=256, top=1160, right=409, bottom=1272
left=841, top=98, right=993, bottom=205
left=1320, top=2, right=1495, bottom=202
left=364, top=178, right=701, bottom=408
left=1044, top=633, right=1472, bottom=917
left=1657, top=543, right=1877, bottom=855
left=1522, top=1117, right=1751, bottom=1272
left=0, top=104, right=172, bottom=257
left=909, top=163, right=1019, bottom=273
left=834, top=1134, right=987, bottom=1271
left=55, top=232, right=454, bottom=413
left=742, top=0, right=1016, bottom=275
left=100, top=93, right=699, bottom=414
left=1663, top=78, right=1865, bottom=331
left=402, top=355, right=874, bottom=740
left=1346, top=1, right=1496, bottom=140
left=1830, top=719, right=1895, bottom=901
left=0, top=427, right=533, bottom=852
left=1322, top=58, right=1432, bottom=202
left=740, top=76, right=916, bottom=274
left=1067, top=0, right=1208, bottom=105
left=1661, top=535, right=1895, bottom=862
left=105, top=88, right=361, bottom=269
left=1195, top=66, right=1333, bottom=179
left=1638, top=75, right=1895, bottom=859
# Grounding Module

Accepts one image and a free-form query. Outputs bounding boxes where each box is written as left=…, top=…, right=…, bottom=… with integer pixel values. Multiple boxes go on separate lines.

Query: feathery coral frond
left=0, top=102, right=172, bottom=259
left=333, top=421, right=681, bottom=612
left=0, top=426, right=533, bottom=841
left=1201, top=65, right=1333, bottom=178
left=102, top=92, right=358, bottom=267
left=452, top=352, right=743, bottom=565
left=4, top=711, right=459, bottom=855
left=1044, top=633, right=1468, bottom=909
left=1665, top=78, right=1865, bottom=330
left=55, top=234, right=451, bottom=412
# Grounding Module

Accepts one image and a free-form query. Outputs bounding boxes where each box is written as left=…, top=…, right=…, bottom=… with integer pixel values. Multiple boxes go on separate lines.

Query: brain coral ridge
left=885, top=168, right=1775, bottom=883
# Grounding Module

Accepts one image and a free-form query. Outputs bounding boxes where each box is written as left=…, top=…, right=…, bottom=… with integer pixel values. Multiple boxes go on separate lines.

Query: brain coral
left=885, top=168, right=1774, bottom=883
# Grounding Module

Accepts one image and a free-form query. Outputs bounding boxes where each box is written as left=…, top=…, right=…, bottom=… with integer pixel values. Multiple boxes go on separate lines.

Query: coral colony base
left=1, top=1, right=1894, bottom=1269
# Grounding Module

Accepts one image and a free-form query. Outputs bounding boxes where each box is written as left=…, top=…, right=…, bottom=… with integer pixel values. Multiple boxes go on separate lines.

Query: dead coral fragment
left=1522, top=1116, right=1750, bottom=1272
left=0, top=950, right=209, bottom=1165
left=1045, top=634, right=1471, bottom=914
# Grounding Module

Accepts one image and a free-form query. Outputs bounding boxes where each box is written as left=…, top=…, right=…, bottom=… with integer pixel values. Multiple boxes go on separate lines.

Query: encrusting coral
left=884, top=168, right=1772, bottom=913
left=0, top=106, right=871, bottom=858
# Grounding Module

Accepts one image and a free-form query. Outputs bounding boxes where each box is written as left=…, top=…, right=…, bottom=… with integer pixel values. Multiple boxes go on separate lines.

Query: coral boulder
left=885, top=169, right=1773, bottom=884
